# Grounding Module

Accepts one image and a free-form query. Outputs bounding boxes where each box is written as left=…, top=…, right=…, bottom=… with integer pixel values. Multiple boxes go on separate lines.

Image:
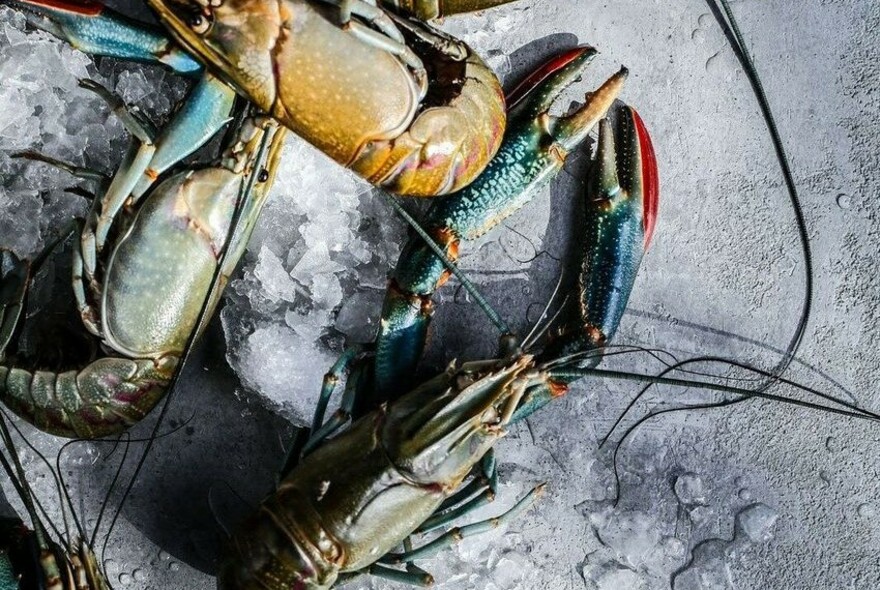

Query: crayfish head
left=147, top=0, right=281, bottom=111
left=383, top=356, right=537, bottom=487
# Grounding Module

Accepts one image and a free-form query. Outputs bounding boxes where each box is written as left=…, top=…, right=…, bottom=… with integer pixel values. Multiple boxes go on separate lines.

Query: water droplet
left=836, top=193, right=852, bottom=209
left=691, top=28, right=706, bottom=43
left=118, top=573, right=132, bottom=586
left=698, top=13, right=713, bottom=27
left=169, top=562, right=180, bottom=572
left=858, top=503, right=876, bottom=518
left=674, top=472, right=706, bottom=506
left=826, top=436, right=840, bottom=452
left=521, top=284, right=531, bottom=296
left=133, top=569, right=146, bottom=582
left=158, top=551, right=169, bottom=561
left=705, top=52, right=723, bottom=74
left=689, top=505, right=712, bottom=524
left=738, top=488, right=752, bottom=501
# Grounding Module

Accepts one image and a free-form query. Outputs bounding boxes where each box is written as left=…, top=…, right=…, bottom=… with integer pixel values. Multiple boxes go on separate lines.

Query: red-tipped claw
left=630, top=108, right=659, bottom=250
left=542, top=105, right=660, bottom=359
left=595, top=106, right=659, bottom=251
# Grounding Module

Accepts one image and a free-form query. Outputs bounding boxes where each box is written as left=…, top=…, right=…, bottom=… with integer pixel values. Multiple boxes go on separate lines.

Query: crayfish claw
left=589, top=106, right=659, bottom=250
left=540, top=105, right=659, bottom=361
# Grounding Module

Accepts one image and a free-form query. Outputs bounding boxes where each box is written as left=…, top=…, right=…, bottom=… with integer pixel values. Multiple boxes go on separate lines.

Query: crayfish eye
left=188, top=13, right=212, bottom=35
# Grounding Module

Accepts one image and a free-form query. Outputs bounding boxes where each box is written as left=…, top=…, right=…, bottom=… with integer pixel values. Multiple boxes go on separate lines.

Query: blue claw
left=370, top=47, right=628, bottom=403
left=3, top=0, right=202, bottom=74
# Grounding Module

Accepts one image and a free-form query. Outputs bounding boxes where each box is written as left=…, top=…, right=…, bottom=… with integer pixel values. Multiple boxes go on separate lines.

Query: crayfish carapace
left=0, top=93, right=287, bottom=438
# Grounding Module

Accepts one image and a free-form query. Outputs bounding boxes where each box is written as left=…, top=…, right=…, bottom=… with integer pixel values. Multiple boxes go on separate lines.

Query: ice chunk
left=0, top=7, right=119, bottom=258
left=309, top=272, right=343, bottom=311
left=734, top=503, right=778, bottom=544
left=229, top=322, right=336, bottom=425
left=253, top=245, right=303, bottom=304
left=220, top=132, right=406, bottom=423
left=115, top=69, right=152, bottom=105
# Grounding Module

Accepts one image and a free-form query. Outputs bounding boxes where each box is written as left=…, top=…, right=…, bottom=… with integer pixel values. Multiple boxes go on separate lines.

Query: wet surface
left=1, top=1, right=879, bottom=589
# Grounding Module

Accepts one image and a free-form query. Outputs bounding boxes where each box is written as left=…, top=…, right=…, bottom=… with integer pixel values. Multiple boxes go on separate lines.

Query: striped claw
left=545, top=106, right=659, bottom=361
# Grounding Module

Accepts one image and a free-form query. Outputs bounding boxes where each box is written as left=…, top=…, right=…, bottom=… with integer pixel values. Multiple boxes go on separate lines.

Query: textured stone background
left=0, top=0, right=878, bottom=589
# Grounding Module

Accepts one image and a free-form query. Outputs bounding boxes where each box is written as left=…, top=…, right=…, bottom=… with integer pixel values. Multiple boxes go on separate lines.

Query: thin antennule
left=597, top=355, right=880, bottom=449
left=521, top=270, right=567, bottom=351
left=704, top=0, right=814, bottom=392
left=2, top=410, right=81, bottom=544
left=524, top=296, right=570, bottom=353
left=0, top=412, right=58, bottom=553
left=207, top=481, right=254, bottom=539
left=607, top=398, right=741, bottom=505
left=89, top=433, right=132, bottom=552
left=577, top=356, right=880, bottom=451
left=86, top=417, right=201, bottom=553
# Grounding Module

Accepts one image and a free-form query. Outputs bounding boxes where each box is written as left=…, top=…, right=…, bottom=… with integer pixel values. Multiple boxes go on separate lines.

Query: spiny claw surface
left=371, top=46, right=628, bottom=400
left=546, top=105, right=660, bottom=359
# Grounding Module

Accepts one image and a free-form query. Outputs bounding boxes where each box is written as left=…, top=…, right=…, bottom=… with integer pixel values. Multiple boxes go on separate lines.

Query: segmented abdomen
left=0, top=357, right=174, bottom=438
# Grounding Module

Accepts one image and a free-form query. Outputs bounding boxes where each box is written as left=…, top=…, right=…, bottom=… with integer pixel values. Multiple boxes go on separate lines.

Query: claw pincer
left=543, top=106, right=659, bottom=361
left=372, top=46, right=629, bottom=397
left=513, top=105, right=659, bottom=420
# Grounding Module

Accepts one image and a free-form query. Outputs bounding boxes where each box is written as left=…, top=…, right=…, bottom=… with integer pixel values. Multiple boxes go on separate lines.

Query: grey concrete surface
left=0, top=1, right=878, bottom=589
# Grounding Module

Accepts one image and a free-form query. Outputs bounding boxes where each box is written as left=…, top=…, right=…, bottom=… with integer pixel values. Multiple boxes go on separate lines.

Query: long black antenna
left=704, top=0, right=814, bottom=384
